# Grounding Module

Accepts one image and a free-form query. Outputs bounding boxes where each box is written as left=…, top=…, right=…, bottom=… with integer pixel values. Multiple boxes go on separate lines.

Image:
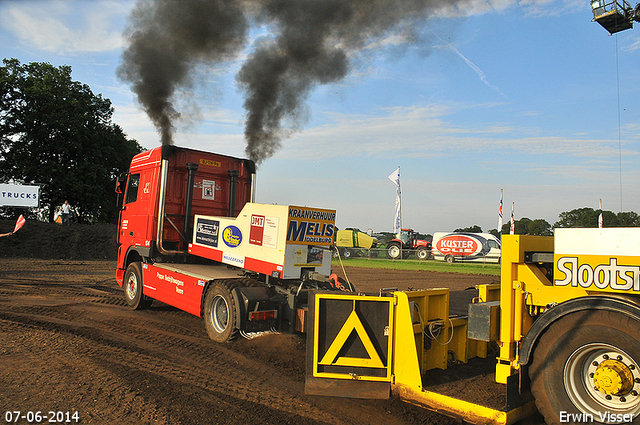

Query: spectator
left=62, top=200, right=70, bottom=226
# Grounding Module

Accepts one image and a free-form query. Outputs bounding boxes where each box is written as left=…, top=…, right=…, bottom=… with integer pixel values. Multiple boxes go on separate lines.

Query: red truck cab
left=115, top=145, right=255, bottom=285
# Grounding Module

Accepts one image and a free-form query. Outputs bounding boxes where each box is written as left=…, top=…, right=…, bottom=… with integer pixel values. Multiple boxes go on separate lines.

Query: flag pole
left=510, top=202, right=515, bottom=235
left=388, top=166, right=402, bottom=234
left=598, top=199, right=603, bottom=228
left=498, top=189, right=503, bottom=235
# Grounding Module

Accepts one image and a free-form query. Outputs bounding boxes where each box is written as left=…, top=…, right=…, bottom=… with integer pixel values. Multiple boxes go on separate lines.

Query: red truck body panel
left=142, top=263, right=205, bottom=316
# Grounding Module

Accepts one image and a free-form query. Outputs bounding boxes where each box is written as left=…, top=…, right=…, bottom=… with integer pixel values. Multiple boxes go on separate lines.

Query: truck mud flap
left=305, top=291, right=393, bottom=399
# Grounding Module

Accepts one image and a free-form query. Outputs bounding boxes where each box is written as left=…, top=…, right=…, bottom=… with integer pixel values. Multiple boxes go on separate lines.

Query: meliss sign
left=0, top=183, right=40, bottom=208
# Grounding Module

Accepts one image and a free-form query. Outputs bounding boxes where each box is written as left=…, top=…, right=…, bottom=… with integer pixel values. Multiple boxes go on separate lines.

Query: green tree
left=527, top=219, right=552, bottom=236
left=616, top=211, right=640, bottom=226
left=454, top=225, right=482, bottom=233
left=498, top=217, right=551, bottom=235
left=554, top=208, right=600, bottom=228
left=553, top=207, right=640, bottom=228
left=0, top=59, right=142, bottom=223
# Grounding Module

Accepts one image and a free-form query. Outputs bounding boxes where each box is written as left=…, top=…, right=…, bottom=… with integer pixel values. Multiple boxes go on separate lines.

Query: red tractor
left=386, top=228, right=432, bottom=260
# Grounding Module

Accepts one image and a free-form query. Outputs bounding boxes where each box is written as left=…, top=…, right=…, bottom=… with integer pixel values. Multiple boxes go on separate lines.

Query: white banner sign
left=0, top=184, right=40, bottom=207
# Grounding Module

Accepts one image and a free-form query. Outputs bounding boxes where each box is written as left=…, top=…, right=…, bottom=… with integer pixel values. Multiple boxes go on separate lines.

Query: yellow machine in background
left=306, top=228, right=640, bottom=424
left=333, top=229, right=378, bottom=258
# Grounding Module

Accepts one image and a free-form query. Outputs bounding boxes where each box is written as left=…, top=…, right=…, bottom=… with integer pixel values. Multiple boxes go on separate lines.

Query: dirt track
left=0, top=259, right=537, bottom=425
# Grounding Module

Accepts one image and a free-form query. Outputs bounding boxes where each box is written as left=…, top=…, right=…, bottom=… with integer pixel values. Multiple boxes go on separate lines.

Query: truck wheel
left=387, top=243, right=401, bottom=259
left=416, top=247, right=429, bottom=260
left=529, top=309, right=640, bottom=423
left=123, top=262, right=152, bottom=310
left=342, top=248, right=352, bottom=259
left=445, top=254, right=454, bottom=264
left=203, top=280, right=239, bottom=343
left=332, top=247, right=340, bottom=258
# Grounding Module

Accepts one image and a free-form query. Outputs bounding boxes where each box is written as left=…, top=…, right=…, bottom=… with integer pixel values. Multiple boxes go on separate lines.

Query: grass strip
left=331, top=257, right=500, bottom=276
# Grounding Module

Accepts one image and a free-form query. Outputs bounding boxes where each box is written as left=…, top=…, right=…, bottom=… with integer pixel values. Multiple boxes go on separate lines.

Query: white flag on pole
left=498, top=189, right=503, bottom=233
left=388, top=167, right=401, bottom=233
left=598, top=199, right=603, bottom=228
left=510, top=202, right=515, bottom=235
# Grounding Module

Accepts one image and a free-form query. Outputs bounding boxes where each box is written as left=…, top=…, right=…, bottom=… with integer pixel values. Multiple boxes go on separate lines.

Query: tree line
left=455, top=208, right=640, bottom=238
left=0, top=59, right=142, bottom=223
left=371, top=206, right=639, bottom=245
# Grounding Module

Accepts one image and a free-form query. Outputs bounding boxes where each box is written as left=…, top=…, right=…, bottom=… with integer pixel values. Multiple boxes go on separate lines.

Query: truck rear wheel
left=123, top=262, right=152, bottom=310
left=203, top=280, right=239, bottom=343
left=529, top=309, right=640, bottom=424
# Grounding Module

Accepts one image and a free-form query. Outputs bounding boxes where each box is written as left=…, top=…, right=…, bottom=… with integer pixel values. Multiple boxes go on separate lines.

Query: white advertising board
left=0, top=183, right=40, bottom=207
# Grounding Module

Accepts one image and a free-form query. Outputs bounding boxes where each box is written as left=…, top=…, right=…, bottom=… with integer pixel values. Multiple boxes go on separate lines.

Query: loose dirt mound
left=0, top=219, right=116, bottom=260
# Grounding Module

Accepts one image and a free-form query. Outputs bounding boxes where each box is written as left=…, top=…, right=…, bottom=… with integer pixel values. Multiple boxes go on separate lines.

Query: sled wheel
left=203, top=280, right=239, bottom=343
left=123, top=262, right=152, bottom=310
left=529, top=309, right=640, bottom=424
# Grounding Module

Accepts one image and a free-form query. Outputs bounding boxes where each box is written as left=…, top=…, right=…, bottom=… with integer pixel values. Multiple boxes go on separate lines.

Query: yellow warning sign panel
left=312, top=293, right=394, bottom=382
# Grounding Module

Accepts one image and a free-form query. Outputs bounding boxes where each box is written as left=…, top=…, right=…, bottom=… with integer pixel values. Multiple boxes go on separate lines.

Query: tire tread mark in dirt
left=0, top=310, right=349, bottom=424
left=0, top=265, right=465, bottom=425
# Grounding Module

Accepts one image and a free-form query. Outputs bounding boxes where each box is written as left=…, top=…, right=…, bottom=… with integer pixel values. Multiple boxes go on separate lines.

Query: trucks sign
left=0, top=183, right=40, bottom=208
left=286, top=206, right=336, bottom=247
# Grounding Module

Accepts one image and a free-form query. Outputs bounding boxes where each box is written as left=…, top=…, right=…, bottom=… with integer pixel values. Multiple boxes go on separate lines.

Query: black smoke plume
left=119, top=0, right=450, bottom=163
left=117, top=0, right=248, bottom=145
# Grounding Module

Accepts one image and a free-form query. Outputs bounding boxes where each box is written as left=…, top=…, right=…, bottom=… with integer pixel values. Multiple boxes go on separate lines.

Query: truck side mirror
left=115, top=174, right=128, bottom=208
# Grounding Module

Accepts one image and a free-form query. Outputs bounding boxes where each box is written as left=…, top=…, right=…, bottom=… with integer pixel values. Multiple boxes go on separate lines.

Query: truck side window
left=125, top=173, right=141, bottom=204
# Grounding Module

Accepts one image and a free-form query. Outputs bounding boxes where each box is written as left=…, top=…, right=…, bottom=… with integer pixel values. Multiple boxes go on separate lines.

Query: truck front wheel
left=203, top=280, right=239, bottom=343
left=529, top=309, right=640, bottom=423
left=123, top=262, right=152, bottom=310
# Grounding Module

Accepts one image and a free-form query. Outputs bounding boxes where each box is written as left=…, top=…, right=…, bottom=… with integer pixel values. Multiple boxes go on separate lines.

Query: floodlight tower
left=591, top=0, right=640, bottom=33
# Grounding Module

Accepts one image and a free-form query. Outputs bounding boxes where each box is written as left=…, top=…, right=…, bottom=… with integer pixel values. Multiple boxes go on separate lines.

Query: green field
left=331, top=257, right=500, bottom=276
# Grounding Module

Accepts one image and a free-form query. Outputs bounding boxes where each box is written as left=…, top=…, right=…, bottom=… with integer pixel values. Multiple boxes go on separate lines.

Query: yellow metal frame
left=311, top=289, right=535, bottom=424
left=495, top=234, right=640, bottom=382
left=310, top=231, right=640, bottom=423
left=390, top=290, right=537, bottom=424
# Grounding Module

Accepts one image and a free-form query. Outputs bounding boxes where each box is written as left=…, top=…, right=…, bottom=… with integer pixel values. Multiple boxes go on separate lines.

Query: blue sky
left=1, top=0, right=639, bottom=234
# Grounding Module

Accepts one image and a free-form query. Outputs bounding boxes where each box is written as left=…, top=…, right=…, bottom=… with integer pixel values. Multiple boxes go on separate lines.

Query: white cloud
left=0, top=0, right=128, bottom=55
left=269, top=104, right=629, bottom=163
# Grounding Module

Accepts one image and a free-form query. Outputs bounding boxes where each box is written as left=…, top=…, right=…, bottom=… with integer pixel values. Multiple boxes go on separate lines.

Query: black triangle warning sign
left=318, top=310, right=384, bottom=368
